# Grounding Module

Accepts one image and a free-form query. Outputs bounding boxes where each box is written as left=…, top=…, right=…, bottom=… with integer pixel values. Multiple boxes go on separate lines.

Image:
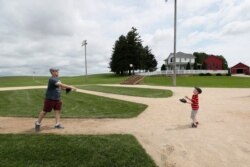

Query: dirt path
left=1, top=85, right=250, bottom=167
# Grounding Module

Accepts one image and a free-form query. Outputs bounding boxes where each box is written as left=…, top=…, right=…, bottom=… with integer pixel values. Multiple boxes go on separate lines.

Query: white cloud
left=221, top=20, right=250, bottom=36
left=0, top=0, right=249, bottom=76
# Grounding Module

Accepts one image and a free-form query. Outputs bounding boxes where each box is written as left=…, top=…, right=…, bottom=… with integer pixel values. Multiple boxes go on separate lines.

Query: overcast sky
left=0, top=0, right=250, bottom=76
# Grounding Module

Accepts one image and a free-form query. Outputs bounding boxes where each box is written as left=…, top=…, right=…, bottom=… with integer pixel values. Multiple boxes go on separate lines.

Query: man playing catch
left=35, top=68, right=76, bottom=131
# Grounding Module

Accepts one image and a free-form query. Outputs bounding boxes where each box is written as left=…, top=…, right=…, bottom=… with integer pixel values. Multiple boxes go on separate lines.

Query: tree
left=193, top=52, right=208, bottom=67
left=218, top=55, right=228, bottom=70
left=143, top=46, right=157, bottom=72
left=193, top=62, right=198, bottom=70
left=186, top=62, right=191, bottom=70
left=126, top=27, right=144, bottom=71
left=202, top=62, right=207, bottom=70
left=109, top=35, right=128, bottom=75
left=193, top=52, right=229, bottom=70
left=161, top=64, right=166, bottom=71
left=109, top=27, right=157, bottom=75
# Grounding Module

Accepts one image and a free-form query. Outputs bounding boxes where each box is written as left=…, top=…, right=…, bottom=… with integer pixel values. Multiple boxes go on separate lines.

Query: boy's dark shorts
left=43, top=99, right=62, bottom=112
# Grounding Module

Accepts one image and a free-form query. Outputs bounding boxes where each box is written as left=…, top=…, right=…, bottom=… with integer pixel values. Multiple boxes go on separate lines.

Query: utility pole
left=165, top=0, right=177, bottom=86
left=81, top=40, right=87, bottom=78
left=173, top=0, right=177, bottom=86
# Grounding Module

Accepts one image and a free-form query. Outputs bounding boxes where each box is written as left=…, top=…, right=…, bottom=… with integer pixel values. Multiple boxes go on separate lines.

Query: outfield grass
left=0, top=74, right=127, bottom=87
left=0, top=134, right=157, bottom=167
left=143, top=75, right=250, bottom=88
left=78, top=85, right=173, bottom=98
left=1, top=74, right=249, bottom=88
left=0, top=89, right=147, bottom=118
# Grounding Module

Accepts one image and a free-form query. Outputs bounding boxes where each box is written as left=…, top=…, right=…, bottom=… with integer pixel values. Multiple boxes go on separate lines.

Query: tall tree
left=109, top=35, right=128, bottom=75
left=126, top=27, right=144, bottom=71
left=109, top=27, right=157, bottom=75
left=161, top=64, right=166, bottom=71
left=143, top=46, right=157, bottom=72
left=186, top=62, right=191, bottom=70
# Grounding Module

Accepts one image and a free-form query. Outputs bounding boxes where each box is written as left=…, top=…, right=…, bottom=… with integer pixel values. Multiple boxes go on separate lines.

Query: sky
left=0, top=0, right=250, bottom=76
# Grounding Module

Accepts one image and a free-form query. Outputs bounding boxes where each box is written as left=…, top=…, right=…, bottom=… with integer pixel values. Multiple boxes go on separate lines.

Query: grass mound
left=0, top=134, right=157, bottom=167
left=0, top=89, right=147, bottom=118
left=78, top=85, right=173, bottom=98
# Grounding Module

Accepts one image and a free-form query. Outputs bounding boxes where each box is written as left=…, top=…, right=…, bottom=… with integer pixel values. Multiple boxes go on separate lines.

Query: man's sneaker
left=54, top=124, right=64, bottom=129
left=192, top=123, right=197, bottom=128
left=35, top=122, right=41, bottom=131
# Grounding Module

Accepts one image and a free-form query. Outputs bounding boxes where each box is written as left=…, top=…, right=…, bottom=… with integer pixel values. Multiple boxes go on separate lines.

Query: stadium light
left=81, top=40, right=88, bottom=78
left=165, top=0, right=177, bottom=86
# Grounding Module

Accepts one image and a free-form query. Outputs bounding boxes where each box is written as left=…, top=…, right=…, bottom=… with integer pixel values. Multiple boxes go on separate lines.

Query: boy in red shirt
left=185, top=87, right=202, bottom=128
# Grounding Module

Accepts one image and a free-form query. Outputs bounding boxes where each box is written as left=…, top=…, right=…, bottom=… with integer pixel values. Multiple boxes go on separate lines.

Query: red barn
left=230, top=63, right=250, bottom=75
left=204, top=55, right=223, bottom=70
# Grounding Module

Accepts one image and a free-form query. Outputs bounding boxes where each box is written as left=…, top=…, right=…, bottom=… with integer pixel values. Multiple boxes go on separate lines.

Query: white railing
left=137, top=70, right=228, bottom=76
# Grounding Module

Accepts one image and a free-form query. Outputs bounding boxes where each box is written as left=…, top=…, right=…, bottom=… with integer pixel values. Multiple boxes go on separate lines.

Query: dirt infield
left=0, top=85, right=250, bottom=167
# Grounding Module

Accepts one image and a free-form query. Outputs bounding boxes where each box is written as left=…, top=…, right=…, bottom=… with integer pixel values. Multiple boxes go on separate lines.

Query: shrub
left=199, top=73, right=205, bottom=76
left=205, top=73, right=212, bottom=76
left=216, top=73, right=222, bottom=76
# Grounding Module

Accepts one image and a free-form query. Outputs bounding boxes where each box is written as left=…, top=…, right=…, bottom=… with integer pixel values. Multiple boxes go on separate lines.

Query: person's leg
left=54, top=100, right=63, bottom=128
left=191, top=110, right=197, bottom=127
left=37, top=111, right=47, bottom=124
left=194, top=110, right=199, bottom=124
left=55, top=110, right=61, bottom=125
left=35, top=111, right=47, bottom=131
left=35, top=99, right=52, bottom=131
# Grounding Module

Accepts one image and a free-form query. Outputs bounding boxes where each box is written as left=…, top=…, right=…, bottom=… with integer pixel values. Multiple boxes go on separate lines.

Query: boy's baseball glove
left=179, top=98, right=187, bottom=103
left=66, top=88, right=72, bottom=94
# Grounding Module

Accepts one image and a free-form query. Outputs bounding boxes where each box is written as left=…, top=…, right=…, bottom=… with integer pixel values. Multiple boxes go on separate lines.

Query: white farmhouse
left=165, top=52, right=195, bottom=70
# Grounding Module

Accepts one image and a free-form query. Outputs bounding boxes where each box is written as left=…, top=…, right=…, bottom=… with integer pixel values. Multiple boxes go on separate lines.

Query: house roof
left=231, top=62, right=250, bottom=69
left=165, top=52, right=194, bottom=61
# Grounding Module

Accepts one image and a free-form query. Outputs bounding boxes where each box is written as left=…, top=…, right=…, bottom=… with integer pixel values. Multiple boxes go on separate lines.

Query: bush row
left=198, top=73, right=231, bottom=76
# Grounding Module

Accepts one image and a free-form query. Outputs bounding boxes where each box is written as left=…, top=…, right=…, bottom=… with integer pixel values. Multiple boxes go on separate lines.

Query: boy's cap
left=195, top=87, right=202, bottom=94
left=49, top=68, right=59, bottom=72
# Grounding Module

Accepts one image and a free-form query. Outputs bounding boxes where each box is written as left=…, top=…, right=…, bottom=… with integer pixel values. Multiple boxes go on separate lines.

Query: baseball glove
left=179, top=98, right=187, bottom=103
left=66, top=88, right=72, bottom=94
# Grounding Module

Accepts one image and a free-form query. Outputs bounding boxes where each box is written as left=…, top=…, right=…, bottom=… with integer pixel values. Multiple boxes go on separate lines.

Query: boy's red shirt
left=191, top=94, right=199, bottom=110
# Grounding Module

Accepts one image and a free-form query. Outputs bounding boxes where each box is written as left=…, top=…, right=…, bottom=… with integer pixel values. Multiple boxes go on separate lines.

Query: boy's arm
left=185, top=96, right=191, bottom=101
left=185, top=96, right=193, bottom=104
left=185, top=96, right=198, bottom=104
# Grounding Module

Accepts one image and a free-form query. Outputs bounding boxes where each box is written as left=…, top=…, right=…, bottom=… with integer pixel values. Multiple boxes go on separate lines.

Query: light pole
left=81, top=40, right=87, bottom=78
left=32, top=71, right=35, bottom=81
left=165, top=0, right=177, bottom=86
left=130, top=64, right=134, bottom=75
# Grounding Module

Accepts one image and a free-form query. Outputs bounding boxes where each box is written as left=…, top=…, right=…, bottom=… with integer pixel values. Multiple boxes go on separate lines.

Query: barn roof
left=231, top=62, right=250, bottom=69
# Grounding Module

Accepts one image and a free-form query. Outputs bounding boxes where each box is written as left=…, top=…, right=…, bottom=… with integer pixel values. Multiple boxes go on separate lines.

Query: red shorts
left=43, top=99, right=62, bottom=112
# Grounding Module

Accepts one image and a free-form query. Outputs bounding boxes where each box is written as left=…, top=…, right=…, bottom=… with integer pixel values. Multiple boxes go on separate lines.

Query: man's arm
left=56, top=82, right=77, bottom=91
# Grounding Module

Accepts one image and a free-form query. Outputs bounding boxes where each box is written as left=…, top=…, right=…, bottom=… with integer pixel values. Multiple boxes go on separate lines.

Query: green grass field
left=0, top=74, right=249, bottom=88
left=0, top=89, right=147, bottom=118
left=0, top=74, right=127, bottom=87
left=0, top=134, right=157, bottom=167
left=143, top=75, right=250, bottom=88
left=78, top=85, right=173, bottom=98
